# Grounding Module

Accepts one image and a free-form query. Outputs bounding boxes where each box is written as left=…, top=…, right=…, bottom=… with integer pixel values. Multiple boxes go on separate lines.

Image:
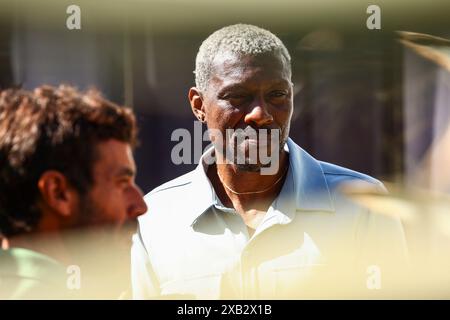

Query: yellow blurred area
left=0, top=0, right=449, bottom=33
left=341, top=181, right=450, bottom=299
left=0, top=222, right=137, bottom=299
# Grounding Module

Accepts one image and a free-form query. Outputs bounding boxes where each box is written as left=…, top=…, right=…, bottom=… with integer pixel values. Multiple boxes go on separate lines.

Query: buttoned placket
left=208, top=161, right=297, bottom=299
left=193, top=139, right=327, bottom=298
left=213, top=202, right=291, bottom=299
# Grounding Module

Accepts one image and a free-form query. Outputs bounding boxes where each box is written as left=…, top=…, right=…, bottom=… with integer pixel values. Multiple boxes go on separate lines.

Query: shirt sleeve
left=131, top=227, right=161, bottom=299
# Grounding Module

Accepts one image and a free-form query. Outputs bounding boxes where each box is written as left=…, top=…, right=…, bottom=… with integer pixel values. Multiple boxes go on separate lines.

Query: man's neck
left=207, top=152, right=289, bottom=231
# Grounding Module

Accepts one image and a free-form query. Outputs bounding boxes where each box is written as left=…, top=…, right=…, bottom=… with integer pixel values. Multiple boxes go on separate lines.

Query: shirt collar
left=188, top=147, right=219, bottom=226
left=285, top=138, right=335, bottom=213
left=188, top=138, right=335, bottom=226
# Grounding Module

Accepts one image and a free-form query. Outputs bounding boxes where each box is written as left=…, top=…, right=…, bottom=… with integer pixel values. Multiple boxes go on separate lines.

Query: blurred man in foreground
left=0, top=85, right=147, bottom=299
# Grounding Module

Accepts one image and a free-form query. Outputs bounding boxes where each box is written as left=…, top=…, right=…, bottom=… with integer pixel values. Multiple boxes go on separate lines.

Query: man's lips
left=227, top=126, right=280, bottom=149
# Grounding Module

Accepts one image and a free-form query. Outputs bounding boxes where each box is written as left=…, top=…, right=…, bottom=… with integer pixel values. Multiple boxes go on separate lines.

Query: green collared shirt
left=0, top=248, right=67, bottom=299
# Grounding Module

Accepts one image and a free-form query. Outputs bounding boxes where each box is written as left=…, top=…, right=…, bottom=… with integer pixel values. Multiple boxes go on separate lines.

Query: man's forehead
left=94, top=139, right=136, bottom=172
left=212, top=50, right=287, bottom=71
left=209, top=51, right=291, bottom=88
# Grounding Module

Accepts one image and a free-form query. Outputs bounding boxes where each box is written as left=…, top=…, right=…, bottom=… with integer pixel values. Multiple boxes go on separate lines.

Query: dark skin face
left=190, top=51, right=293, bottom=172
left=189, top=51, right=294, bottom=234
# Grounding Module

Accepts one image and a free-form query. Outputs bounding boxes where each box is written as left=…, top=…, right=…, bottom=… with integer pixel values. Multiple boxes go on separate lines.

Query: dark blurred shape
left=0, top=16, right=13, bottom=90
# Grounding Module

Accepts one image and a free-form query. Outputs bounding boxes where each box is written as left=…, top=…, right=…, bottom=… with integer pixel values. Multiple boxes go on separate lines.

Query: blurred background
left=1, top=0, right=450, bottom=297
left=0, top=0, right=448, bottom=193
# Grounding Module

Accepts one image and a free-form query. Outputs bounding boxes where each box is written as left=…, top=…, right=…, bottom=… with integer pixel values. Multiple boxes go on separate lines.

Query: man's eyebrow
left=217, top=84, right=246, bottom=94
left=269, top=79, right=292, bottom=87
left=115, top=167, right=136, bottom=177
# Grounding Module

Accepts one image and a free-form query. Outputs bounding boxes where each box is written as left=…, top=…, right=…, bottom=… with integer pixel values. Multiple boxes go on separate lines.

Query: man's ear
left=188, top=87, right=206, bottom=122
left=37, top=171, right=77, bottom=218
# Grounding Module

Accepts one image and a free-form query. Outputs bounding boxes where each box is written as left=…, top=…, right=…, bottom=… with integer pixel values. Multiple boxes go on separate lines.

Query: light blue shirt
left=132, top=138, right=407, bottom=299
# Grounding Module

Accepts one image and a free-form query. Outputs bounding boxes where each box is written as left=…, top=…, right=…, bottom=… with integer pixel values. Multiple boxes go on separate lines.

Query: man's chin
left=234, top=160, right=281, bottom=173
left=235, top=163, right=263, bottom=173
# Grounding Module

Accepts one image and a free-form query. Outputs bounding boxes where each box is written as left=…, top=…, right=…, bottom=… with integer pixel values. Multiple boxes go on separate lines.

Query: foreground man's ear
left=37, top=170, right=77, bottom=219
left=188, top=87, right=206, bottom=122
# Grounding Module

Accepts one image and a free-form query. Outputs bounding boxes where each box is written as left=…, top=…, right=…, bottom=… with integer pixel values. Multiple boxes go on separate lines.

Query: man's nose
left=127, top=185, right=148, bottom=220
left=244, top=97, right=274, bottom=127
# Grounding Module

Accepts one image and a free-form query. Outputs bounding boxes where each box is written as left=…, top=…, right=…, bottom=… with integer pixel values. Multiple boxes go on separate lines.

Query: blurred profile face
left=78, top=139, right=147, bottom=230
left=57, top=139, right=147, bottom=295
left=202, top=51, right=293, bottom=172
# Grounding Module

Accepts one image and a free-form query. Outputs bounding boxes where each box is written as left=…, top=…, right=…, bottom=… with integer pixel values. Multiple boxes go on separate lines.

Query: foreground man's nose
left=128, top=186, right=148, bottom=219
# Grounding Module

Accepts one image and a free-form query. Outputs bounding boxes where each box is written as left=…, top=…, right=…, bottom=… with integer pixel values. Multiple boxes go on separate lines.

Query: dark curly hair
left=0, top=85, right=138, bottom=237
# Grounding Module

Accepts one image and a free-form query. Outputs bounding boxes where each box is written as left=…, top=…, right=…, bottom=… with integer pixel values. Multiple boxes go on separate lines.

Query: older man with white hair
left=131, top=24, right=408, bottom=299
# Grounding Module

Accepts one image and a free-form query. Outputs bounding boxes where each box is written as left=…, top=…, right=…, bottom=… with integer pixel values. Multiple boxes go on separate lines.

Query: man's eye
left=117, top=179, right=131, bottom=186
left=221, top=93, right=251, bottom=106
left=269, top=91, right=288, bottom=98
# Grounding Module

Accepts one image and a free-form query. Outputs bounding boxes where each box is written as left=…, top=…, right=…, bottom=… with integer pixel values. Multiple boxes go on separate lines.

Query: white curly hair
left=194, top=24, right=291, bottom=91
